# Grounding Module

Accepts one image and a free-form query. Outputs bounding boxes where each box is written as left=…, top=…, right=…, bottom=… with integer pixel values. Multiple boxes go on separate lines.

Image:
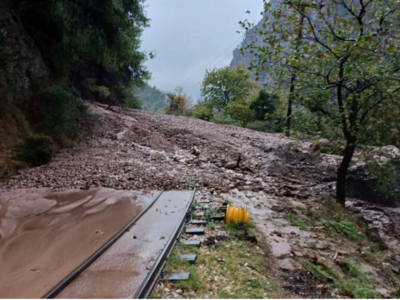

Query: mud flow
left=0, top=188, right=156, bottom=298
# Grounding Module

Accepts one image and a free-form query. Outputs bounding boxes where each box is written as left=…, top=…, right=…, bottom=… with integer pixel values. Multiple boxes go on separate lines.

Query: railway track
left=42, top=189, right=196, bottom=299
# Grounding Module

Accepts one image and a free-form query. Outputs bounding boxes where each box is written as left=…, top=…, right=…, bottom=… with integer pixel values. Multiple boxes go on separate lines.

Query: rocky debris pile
left=0, top=103, right=292, bottom=192
left=347, top=199, right=400, bottom=252
left=2, top=103, right=400, bottom=298
left=1, top=103, right=399, bottom=245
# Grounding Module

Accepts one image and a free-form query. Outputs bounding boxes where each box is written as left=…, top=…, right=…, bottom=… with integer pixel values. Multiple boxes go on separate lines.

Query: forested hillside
left=185, top=0, right=400, bottom=206
left=135, top=84, right=167, bottom=113
left=2, top=1, right=400, bottom=297
left=0, top=0, right=149, bottom=175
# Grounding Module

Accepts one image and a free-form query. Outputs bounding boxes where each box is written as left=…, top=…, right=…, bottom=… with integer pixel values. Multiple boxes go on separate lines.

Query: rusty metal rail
left=42, top=189, right=196, bottom=299
left=134, top=188, right=196, bottom=298
left=42, top=191, right=164, bottom=299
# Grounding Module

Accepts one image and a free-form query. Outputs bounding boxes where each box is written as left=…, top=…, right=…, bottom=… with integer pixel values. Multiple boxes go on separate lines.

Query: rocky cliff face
left=0, top=0, right=48, bottom=104
left=230, top=19, right=271, bottom=86
left=230, top=1, right=283, bottom=86
left=230, top=1, right=360, bottom=87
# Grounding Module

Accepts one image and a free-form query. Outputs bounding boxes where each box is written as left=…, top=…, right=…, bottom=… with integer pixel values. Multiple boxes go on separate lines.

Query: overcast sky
left=140, top=0, right=264, bottom=101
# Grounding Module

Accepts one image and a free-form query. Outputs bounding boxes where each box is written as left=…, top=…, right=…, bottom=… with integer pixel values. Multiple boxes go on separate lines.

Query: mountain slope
left=1, top=103, right=400, bottom=299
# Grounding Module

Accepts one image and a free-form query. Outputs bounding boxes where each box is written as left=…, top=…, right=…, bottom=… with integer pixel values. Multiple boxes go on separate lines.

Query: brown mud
left=57, top=191, right=192, bottom=298
left=0, top=188, right=155, bottom=298
left=1, top=103, right=400, bottom=297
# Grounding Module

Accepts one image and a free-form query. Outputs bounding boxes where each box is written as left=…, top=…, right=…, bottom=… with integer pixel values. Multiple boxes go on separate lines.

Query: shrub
left=13, top=135, right=54, bottom=167
left=35, top=86, right=78, bottom=136
left=246, top=120, right=267, bottom=132
left=250, top=90, right=280, bottom=121
left=323, top=218, right=363, bottom=241
left=123, top=93, right=143, bottom=109
left=94, top=86, right=111, bottom=101
left=166, top=87, right=192, bottom=116
left=212, top=115, right=241, bottom=127
left=226, top=99, right=254, bottom=126
left=192, top=104, right=214, bottom=121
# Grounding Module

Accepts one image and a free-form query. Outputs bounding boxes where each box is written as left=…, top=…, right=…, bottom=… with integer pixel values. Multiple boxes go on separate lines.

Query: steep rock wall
left=0, top=0, right=48, bottom=104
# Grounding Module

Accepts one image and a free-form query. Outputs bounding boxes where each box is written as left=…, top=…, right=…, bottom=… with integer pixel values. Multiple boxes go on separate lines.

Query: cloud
left=140, top=0, right=263, bottom=100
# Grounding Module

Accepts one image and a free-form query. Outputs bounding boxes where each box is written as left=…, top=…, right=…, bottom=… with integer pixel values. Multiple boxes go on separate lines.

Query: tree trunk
left=285, top=7, right=304, bottom=137
left=336, top=141, right=356, bottom=205
left=285, top=77, right=295, bottom=137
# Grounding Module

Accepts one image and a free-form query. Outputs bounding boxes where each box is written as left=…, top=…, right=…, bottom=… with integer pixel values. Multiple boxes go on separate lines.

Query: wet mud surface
left=57, top=190, right=192, bottom=298
left=1, top=103, right=400, bottom=298
left=0, top=188, right=156, bottom=298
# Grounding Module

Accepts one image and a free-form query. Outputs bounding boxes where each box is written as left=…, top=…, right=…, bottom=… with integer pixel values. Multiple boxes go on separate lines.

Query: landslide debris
left=2, top=103, right=400, bottom=298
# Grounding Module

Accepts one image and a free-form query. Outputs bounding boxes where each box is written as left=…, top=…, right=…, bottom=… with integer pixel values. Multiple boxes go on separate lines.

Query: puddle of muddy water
left=0, top=188, right=157, bottom=298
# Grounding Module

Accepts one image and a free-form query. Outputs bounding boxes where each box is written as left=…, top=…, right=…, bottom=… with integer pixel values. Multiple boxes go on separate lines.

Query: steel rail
left=42, top=190, right=165, bottom=299
left=134, top=188, right=197, bottom=299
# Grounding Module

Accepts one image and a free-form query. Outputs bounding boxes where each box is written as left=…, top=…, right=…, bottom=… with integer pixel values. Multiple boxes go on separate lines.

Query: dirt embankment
left=1, top=103, right=400, bottom=297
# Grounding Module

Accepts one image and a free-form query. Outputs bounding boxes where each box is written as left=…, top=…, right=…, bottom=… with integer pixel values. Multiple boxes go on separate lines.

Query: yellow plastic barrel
left=225, top=204, right=250, bottom=226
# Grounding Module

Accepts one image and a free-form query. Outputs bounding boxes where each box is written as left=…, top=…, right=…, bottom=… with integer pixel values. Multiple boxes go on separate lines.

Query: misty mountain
left=135, top=84, right=168, bottom=113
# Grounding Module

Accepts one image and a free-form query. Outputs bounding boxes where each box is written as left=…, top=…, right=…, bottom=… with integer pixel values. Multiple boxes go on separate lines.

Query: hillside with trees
left=0, top=0, right=150, bottom=175
left=2, top=0, right=400, bottom=298
left=135, top=84, right=168, bottom=113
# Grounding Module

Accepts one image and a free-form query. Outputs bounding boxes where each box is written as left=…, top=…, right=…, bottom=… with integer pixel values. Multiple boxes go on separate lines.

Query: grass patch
left=340, top=261, right=369, bottom=283
left=339, top=279, right=380, bottom=299
left=299, top=258, right=380, bottom=298
left=307, top=199, right=367, bottom=242
left=323, top=219, right=364, bottom=241
left=152, top=239, right=283, bottom=298
left=284, top=214, right=308, bottom=229
left=208, top=220, right=216, bottom=230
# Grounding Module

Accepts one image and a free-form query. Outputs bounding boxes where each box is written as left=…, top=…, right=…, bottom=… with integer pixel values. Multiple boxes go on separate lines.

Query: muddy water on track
left=0, top=188, right=156, bottom=298
left=56, top=190, right=193, bottom=299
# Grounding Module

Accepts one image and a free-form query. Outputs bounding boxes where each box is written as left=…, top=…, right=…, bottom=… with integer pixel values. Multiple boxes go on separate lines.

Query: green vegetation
left=241, top=0, right=400, bottom=205
left=323, top=219, right=363, bottom=241
left=12, top=135, right=54, bottom=167
left=299, top=259, right=380, bottom=299
left=250, top=90, right=279, bottom=121
left=307, top=200, right=367, bottom=242
left=153, top=239, right=281, bottom=299
left=1, top=0, right=150, bottom=172
left=207, top=220, right=216, bottom=231
left=201, top=65, right=254, bottom=112
left=364, top=155, right=400, bottom=205
left=284, top=214, right=308, bottom=229
left=189, top=65, right=285, bottom=132
left=34, top=86, right=79, bottom=137
left=166, top=87, right=192, bottom=116
left=17, top=0, right=150, bottom=97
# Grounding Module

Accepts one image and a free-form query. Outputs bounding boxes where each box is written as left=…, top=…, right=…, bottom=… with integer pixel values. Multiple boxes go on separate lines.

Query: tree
left=226, top=99, right=254, bottom=127
left=250, top=90, right=280, bottom=121
left=166, top=87, right=192, bottom=116
left=201, top=65, right=255, bottom=112
left=192, top=101, right=214, bottom=121
left=16, top=0, right=150, bottom=104
left=252, top=0, right=400, bottom=205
